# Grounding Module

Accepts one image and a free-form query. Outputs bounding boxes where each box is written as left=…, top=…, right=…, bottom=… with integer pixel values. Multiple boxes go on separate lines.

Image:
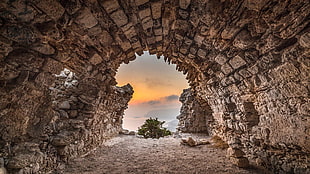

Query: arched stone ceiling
left=0, top=0, right=309, bottom=173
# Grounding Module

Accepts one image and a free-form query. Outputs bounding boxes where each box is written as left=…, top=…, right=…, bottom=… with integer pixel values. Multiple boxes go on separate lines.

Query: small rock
left=128, top=131, right=136, bottom=135
left=230, top=157, right=250, bottom=168
left=59, top=110, right=69, bottom=118
left=58, top=101, right=70, bottom=109
left=227, top=147, right=245, bottom=158
left=120, top=129, right=129, bottom=135
left=197, top=139, right=210, bottom=145
left=68, top=110, right=78, bottom=118
left=181, top=137, right=197, bottom=147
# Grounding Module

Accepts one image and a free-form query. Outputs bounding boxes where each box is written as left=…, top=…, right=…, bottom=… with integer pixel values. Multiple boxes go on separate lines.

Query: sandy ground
left=62, top=134, right=268, bottom=174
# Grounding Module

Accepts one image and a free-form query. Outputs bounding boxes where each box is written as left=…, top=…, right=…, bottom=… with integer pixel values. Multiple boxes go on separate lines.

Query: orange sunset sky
left=116, top=51, right=189, bottom=130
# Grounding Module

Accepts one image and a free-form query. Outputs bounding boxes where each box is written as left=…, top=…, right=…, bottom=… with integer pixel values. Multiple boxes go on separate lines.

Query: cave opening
left=116, top=51, right=189, bottom=131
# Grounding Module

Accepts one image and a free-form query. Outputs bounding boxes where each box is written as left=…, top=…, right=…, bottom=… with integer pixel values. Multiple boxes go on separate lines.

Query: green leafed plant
left=138, top=117, right=172, bottom=139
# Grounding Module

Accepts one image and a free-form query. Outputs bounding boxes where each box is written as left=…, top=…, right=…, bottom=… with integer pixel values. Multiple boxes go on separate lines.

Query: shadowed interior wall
left=0, top=0, right=309, bottom=173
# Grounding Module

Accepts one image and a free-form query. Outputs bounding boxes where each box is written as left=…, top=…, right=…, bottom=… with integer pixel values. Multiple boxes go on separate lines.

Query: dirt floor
left=62, top=134, right=268, bottom=174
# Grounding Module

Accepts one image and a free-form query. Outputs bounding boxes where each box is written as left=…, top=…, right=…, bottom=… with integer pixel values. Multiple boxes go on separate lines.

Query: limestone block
left=194, top=34, right=204, bottom=46
left=75, top=8, right=98, bottom=29
left=122, top=24, right=136, bottom=39
left=227, top=147, right=246, bottom=158
left=229, top=55, right=247, bottom=69
left=244, top=0, right=268, bottom=11
left=43, top=58, right=63, bottom=74
left=197, top=49, right=207, bottom=58
left=179, top=0, right=191, bottom=9
left=215, top=54, right=228, bottom=65
left=100, top=0, right=120, bottom=14
left=155, top=35, right=163, bottom=42
left=233, top=30, right=252, bottom=49
left=135, top=0, right=149, bottom=6
left=139, top=8, right=151, bottom=19
left=230, top=157, right=250, bottom=168
left=200, top=25, right=209, bottom=36
left=154, top=28, right=162, bottom=36
left=282, top=82, right=308, bottom=98
left=100, top=30, right=114, bottom=45
left=238, top=69, right=252, bottom=78
left=31, top=43, right=55, bottom=55
left=110, top=10, right=128, bottom=27
left=299, top=32, right=310, bottom=48
left=151, top=2, right=162, bottom=19
left=36, top=0, right=65, bottom=20
left=142, top=17, right=153, bottom=30
left=59, top=101, right=70, bottom=110
left=221, top=63, right=233, bottom=75
left=90, top=54, right=103, bottom=65
left=179, top=9, right=189, bottom=19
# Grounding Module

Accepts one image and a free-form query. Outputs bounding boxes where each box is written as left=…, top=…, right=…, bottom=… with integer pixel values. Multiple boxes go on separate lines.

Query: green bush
left=138, top=117, right=172, bottom=138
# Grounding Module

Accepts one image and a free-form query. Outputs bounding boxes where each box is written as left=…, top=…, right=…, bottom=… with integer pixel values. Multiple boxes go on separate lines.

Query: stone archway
left=0, top=0, right=309, bottom=173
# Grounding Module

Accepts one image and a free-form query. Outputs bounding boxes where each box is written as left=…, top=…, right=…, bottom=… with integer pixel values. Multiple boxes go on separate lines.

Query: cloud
left=141, top=95, right=179, bottom=106
left=146, top=100, right=161, bottom=105
left=164, top=95, right=179, bottom=101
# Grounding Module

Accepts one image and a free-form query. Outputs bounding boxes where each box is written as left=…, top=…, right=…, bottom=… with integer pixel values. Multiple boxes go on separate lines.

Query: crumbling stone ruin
left=0, top=0, right=309, bottom=173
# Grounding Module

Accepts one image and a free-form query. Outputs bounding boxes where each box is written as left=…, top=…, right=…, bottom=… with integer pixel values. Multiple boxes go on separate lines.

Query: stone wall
left=177, top=88, right=212, bottom=133
left=0, top=0, right=309, bottom=173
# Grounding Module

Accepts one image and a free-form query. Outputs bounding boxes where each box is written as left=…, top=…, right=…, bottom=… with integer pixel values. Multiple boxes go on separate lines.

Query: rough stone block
left=155, top=35, right=162, bottom=42
left=59, top=101, right=70, bottom=109
left=229, top=55, right=247, bottom=69
left=100, top=0, right=120, bottom=13
left=75, top=8, right=98, bottom=29
left=154, top=28, right=162, bottom=36
left=142, top=17, right=153, bottom=30
left=299, top=32, right=310, bottom=48
left=239, top=69, right=252, bottom=78
left=244, top=0, right=268, bottom=11
left=43, top=58, right=63, bottom=74
left=151, top=2, right=162, bottom=19
left=221, top=63, right=233, bottom=75
left=233, top=30, right=252, bottom=49
left=215, top=54, right=228, bottom=65
left=90, top=54, right=103, bottom=65
left=179, top=9, right=189, bottom=19
left=179, top=0, right=191, bottom=9
left=100, top=30, right=114, bottom=45
left=139, top=8, right=151, bottom=19
left=36, top=0, right=65, bottom=20
left=194, top=34, right=204, bottom=46
left=197, top=49, right=207, bottom=58
left=110, top=10, right=128, bottom=27
left=31, top=43, right=55, bottom=55
left=135, top=0, right=149, bottom=6
left=230, top=157, right=250, bottom=168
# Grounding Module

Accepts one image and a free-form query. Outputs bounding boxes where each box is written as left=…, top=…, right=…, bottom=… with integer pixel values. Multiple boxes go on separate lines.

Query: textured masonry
left=0, top=0, right=309, bottom=173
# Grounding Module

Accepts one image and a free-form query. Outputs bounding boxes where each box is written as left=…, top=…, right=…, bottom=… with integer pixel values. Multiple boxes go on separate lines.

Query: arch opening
left=116, top=51, right=189, bottom=131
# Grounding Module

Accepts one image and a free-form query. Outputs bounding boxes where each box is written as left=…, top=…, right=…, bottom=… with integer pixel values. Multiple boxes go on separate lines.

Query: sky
left=116, top=51, right=189, bottom=131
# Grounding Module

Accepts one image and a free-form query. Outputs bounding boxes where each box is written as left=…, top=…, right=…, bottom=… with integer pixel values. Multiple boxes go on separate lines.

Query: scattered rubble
left=181, top=137, right=210, bottom=147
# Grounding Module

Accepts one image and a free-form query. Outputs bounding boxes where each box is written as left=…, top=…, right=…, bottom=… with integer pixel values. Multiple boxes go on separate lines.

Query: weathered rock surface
left=0, top=0, right=309, bottom=173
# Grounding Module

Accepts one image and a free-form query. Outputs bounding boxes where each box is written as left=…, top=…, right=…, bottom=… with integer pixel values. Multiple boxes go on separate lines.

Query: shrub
left=138, top=117, right=172, bottom=138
